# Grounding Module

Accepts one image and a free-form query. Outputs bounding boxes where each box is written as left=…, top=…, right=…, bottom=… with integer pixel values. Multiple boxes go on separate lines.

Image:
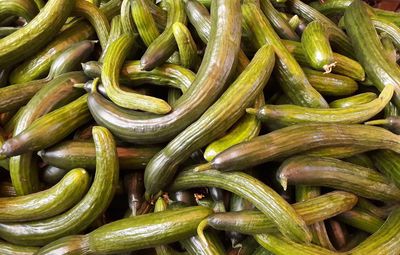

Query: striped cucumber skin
left=199, top=124, right=400, bottom=172
left=0, top=240, right=39, bottom=255
left=144, top=45, right=275, bottom=199
left=39, top=140, right=161, bottom=171
left=242, top=3, right=328, bottom=108
left=248, top=84, right=393, bottom=128
left=349, top=208, right=400, bottom=255
left=170, top=169, right=312, bottom=244
left=370, top=150, right=400, bottom=189
left=131, top=0, right=160, bottom=46
left=1, top=94, right=91, bottom=157
left=8, top=72, right=87, bottom=196
left=0, top=0, right=74, bottom=67
left=172, top=22, right=200, bottom=71
left=88, top=0, right=242, bottom=144
left=0, top=0, right=39, bottom=21
left=277, top=156, right=400, bottom=201
left=0, top=168, right=89, bottom=222
left=0, top=126, right=119, bottom=246
left=336, top=208, right=384, bottom=234
left=344, top=0, right=400, bottom=108
left=329, top=92, right=377, bottom=108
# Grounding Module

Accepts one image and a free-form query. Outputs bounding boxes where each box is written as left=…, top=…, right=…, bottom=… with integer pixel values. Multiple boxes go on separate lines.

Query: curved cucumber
left=329, top=92, right=377, bottom=108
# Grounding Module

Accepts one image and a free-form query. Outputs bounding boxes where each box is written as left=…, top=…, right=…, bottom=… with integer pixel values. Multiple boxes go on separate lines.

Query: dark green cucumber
left=246, top=84, right=393, bottom=128
left=0, top=0, right=74, bottom=67
left=88, top=0, right=242, bottom=144
left=41, top=166, right=69, bottom=185
left=0, top=240, right=39, bottom=255
left=357, top=197, right=395, bottom=219
left=0, top=168, right=89, bottom=222
left=303, top=67, right=358, bottom=96
left=277, top=156, right=400, bottom=201
left=195, top=123, right=400, bottom=172
left=9, top=72, right=87, bottom=195
left=260, top=0, right=299, bottom=40
left=0, top=0, right=38, bottom=21
left=343, top=153, right=375, bottom=169
left=82, top=60, right=195, bottom=91
left=254, top=234, right=338, bottom=255
left=102, top=33, right=171, bottom=113
left=1, top=94, right=91, bottom=157
left=169, top=169, right=312, bottom=244
left=329, top=92, right=377, bottom=108
left=287, top=0, right=353, bottom=57
left=72, top=0, right=110, bottom=50
left=39, top=140, right=160, bottom=171
left=9, top=21, right=94, bottom=84
left=144, top=45, right=274, bottom=198
left=370, top=150, right=400, bottom=189
left=204, top=191, right=357, bottom=235
left=37, top=206, right=212, bottom=255
left=283, top=39, right=365, bottom=81
left=348, top=208, right=400, bottom=255
left=344, top=0, right=400, bottom=108
left=0, top=126, right=119, bottom=246
left=140, top=0, right=187, bottom=70
left=336, top=208, right=384, bottom=234
left=242, top=3, right=328, bottom=108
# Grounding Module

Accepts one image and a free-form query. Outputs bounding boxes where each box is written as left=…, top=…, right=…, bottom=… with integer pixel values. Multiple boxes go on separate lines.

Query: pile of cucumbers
left=0, top=0, right=400, bottom=254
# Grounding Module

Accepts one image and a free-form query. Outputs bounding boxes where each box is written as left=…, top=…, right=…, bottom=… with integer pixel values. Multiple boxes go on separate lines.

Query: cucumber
left=131, top=0, right=160, bottom=46
left=37, top=206, right=213, bottom=255
left=277, top=156, right=400, bottom=201
left=0, top=0, right=74, bottom=67
left=336, top=208, right=384, bottom=234
left=0, top=126, right=119, bottom=246
left=195, top=123, right=400, bottom=172
left=0, top=240, right=39, bottom=255
left=0, top=168, right=89, bottom=222
left=172, top=22, right=200, bottom=71
left=329, top=92, right=377, bottom=108
left=39, top=140, right=161, bottom=171
left=0, top=0, right=39, bottom=21
left=343, top=0, right=400, bottom=108
left=169, top=169, right=312, bottom=244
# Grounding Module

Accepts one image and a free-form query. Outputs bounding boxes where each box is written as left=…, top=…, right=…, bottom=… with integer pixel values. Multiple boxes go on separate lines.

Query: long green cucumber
left=370, top=150, right=400, bottom=189
left=246, top=84, right=393, bottom=128
left=242, top=3, right=328, bottom=108
left=254, top=234, right=339, bottom=255
left=336, top=208, right=384, bottom=234
left=1, top=94, right=91, bottom=157
left=0, top=0, right=74, bottom=67
left=98, top=15, right=124, bottom=62
left=309, top=0, right=353, bottom=16
left=88, top=0, right=242, bottom=144
left=170, top=169, right=312, bottom=244
left=348, top=208, right=400, bottom=255
left=0, top=0, right=39, bottom=21
left=9, top=21, right=94, bottom=84
left=203, top=94, right=263, bottom=162
left=373, top=17, right=400, bottom=52
left=39, top=140, right=161, bottom=170
left=120, top=0, right=136, bottom=35
left=144, top=45, right=274, bottom=198
left=277, top=156, right=400, bottom=201
left=41, top=166, right=69, bottom=185
left=102, top=34, right=171, bottom=113
left=131, top=0, right=160, bottom=46
left=260, top=0, right=299, bottom=40
left=287, top=0, right=353, bottom=57
left=0, top=240, right=39, bottom=255
left=0, top=126, right=119, bottom=246
left=357, top=197, right=395, bottom=219
left=195, top=123, right=400, bottom=172
left=140, top=0, right=187, bottom=70
left=37, top=206, right=213, bottom=255
left=203, top=191, right=357, bottom=235
left=9, top=72, right=87, bottom=195
left=0, top=168, right=89, bottom=222
left=172, top=22, right=200, bottom=71
left=82, top=60, right=195, bottom=91
left=283, top=39, right=365, bottom=81
left=344, top=0, right=400, bottom=108
left=304, top=67, right=358, bottom=96
left=329, top=92, right=377, bottom=108
left=72, top=0, right=110, bottom=50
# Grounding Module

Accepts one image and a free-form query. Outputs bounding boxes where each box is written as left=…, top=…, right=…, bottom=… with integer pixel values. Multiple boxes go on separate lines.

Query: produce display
left=0, top=0, right=400, bottom=254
